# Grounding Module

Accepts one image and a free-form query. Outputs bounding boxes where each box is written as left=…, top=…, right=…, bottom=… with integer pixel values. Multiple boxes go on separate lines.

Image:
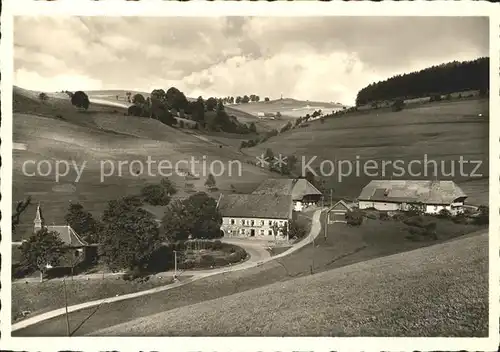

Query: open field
left=244, top=99, right=489, bottom=205
left=13, top=212, right=485, bottom=336
left=228, top=98, right=345, bottom=118
left=12, top=87, right=277, bottom=241
left=225, top=98, right=345, bottom=131
left=93, top=232, right=487, bottom=337
left=12, top=275, right=186, bottom=324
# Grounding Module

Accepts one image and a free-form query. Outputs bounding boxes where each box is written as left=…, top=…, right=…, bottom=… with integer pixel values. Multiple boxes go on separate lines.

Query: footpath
left=12, top=208, right=324, bottom=332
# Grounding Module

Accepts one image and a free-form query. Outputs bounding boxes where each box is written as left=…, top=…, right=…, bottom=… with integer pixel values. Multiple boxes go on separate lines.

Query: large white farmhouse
left=358, top=180, right=467, bottom=215
left=218, top=194, right=293, bottom=240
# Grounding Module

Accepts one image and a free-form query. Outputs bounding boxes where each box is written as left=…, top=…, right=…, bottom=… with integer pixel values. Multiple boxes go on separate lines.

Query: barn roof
left=358, top=180, right=467, bottom=205
left=252, top=178, right=322, bottom=200
left=45, top=225, right=88, bottom=247
left=218, top=194, right=293, bottom=219
left=328, top=200, right=353, bottom=213
left=33, top=203, right=88, bottom=247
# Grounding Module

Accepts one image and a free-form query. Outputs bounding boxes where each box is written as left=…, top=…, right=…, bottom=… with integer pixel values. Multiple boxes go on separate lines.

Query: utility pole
left=173, top=250, right=178, bottom=281
left=63, top=278, right=71, bottom=336
left=330, top=188, right=333, bottom=207
left=324, top=208, right=328, bottom=241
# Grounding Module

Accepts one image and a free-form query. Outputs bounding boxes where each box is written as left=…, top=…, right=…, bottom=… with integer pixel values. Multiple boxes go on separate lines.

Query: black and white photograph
left=1, top=1, right=499, bottom=350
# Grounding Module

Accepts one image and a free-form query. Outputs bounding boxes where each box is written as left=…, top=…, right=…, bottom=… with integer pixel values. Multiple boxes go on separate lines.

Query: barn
left=252, top=178, right=323, bottom=211
left=358, top=180, right=467, bottom=215
left=327, top=200, right=353, bottom=224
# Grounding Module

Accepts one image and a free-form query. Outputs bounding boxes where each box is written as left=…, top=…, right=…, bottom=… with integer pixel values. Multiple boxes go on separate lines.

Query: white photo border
left=1, top=1, right=499, bottom=351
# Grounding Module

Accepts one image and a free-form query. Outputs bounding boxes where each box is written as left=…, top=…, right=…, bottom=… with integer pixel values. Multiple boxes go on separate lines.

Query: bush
left=403, top=215, right=426, bottom=228
left=228, top=250, right=246, bottom=263
left=391, top=99, right=405, bottom=112
left=141, top=184, right=171, bottom=206
left=346, top=210, right=363, bottom=226
left=474, top=205, right=489, bottom=225
left=128, top=105, right=143, bottom=117
left=12, top=262, right=33, bottom=279
left=122, top=267, right=147, bottom=281
left=180, top=259, right=195, bottom=270
left=406, top=226, right=437, bottom=241
left=214, top=257, right=229, bottom=267
left=437, top=208, right=452, bottom=218
left=212, top=240, right=223, bottom=250
left=199, top=254, right=215, bottom=267
left=364, top=212, right=377, bottom=220
left=379, top=212, right=390, bottom=221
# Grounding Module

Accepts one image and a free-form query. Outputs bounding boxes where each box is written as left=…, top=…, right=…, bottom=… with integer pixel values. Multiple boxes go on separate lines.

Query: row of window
left=229, top=219, right=285, bottom=226
left=227, top=229, right=277, bottom=236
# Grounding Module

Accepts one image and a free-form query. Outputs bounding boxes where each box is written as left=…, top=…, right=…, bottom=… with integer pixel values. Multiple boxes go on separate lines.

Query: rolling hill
left=91, top=231, right=488, bottom=336
left=12, top=86, right=276, bottom=241
left=243, top=98, right=489, bottom=206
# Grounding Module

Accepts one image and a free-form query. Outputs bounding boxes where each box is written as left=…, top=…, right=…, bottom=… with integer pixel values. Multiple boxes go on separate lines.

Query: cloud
left=13, top=16, right=489, bottom=105
left=14, top=68, right=103, bottom=92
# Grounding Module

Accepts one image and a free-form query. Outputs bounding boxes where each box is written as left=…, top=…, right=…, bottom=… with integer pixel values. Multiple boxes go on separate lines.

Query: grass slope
left=12, top=87, right=276, bottom=241
left=13, top=214, right=485, bottom=336
left=246, top=99, right=489, bottom=205
left=12, top=276, right=185, bottom=323
left=93, top=233, right=488, bottom=337
left=226, top=98, right=345, bottom=131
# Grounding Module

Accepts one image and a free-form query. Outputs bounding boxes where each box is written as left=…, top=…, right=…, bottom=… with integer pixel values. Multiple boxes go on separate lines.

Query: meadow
left=12, top=88, right=489, bottom=242
left=13, top=210, right=486, bottom=336
left=92, top=232, right=488, bottom=337
left=12, top=87, right=276, bottom=241
left=244, top=98, right=489, bottom=205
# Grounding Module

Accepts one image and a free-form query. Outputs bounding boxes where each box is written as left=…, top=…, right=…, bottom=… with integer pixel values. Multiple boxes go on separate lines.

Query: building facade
left=33, top=203, right=96, bottom=269
left=327, top=200, right=353, bottom=224
left=218, top=194, right=293, bottom=240
left=358, top=180, right=467, bottom=215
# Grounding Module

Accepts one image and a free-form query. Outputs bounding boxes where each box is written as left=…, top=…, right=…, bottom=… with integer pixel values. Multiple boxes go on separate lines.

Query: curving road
left=12, top=209, right=323, bottom=334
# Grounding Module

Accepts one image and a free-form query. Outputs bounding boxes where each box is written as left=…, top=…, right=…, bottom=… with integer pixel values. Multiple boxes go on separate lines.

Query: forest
left=355, top=57, right=489, bottom=106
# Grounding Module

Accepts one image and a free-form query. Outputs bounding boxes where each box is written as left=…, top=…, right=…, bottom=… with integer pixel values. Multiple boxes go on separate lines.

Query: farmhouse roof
left=218, top=194, right=293, bottom=219
left=252, top=178, right=322, bottom=200
left=33, top=203, right=88, bottom=247
left=358, top=180, right=467, bottom=205
left=45, top=225, right=88, bottom=247
left=328, top=200, right=353, bottom=213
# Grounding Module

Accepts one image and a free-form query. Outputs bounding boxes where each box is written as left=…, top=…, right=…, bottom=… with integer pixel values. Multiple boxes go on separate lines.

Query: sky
left=14, top=16, right=489, bottom=105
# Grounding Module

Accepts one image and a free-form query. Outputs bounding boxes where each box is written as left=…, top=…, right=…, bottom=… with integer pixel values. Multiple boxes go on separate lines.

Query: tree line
left=127, top=87, right=254, bottom=134
left=355, top=57, right=489, bottom=106
left=15, top=177, right=225, bottom=279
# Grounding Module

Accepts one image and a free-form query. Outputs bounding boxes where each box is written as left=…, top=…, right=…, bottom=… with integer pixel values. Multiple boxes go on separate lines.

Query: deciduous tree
left=64, top=203, right=100, bottom=243
left=20, top=228, right=65, bottom=282
left=99, top=197, right=161, bottom=271
left=71, top=91, right=90, bottom=110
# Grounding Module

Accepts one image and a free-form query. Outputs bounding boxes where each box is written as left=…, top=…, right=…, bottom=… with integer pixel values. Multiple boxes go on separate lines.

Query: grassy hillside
left=244, top=98, right=489, bottom=205
left=12, top=87, right=277, bottom=241
left=225, top=98, right=345, bottom=131
left=92, top=232, right=488, bottom=336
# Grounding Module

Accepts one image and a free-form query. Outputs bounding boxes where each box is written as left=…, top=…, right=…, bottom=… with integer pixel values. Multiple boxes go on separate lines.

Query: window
left=231, top=219, right=235, bottom=225
left=240, top=229, right=246, bottom=235
left=268, top=230, right=273, bottom=236
left=251, top=220, right=255, bottom=226
left=260, top=220, right=265, bottom=226
left=241, top=219, right=245, bottom=225
left=268, top=220, right=272, bottom=226
left=260, top=229, right=265, bottom=235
